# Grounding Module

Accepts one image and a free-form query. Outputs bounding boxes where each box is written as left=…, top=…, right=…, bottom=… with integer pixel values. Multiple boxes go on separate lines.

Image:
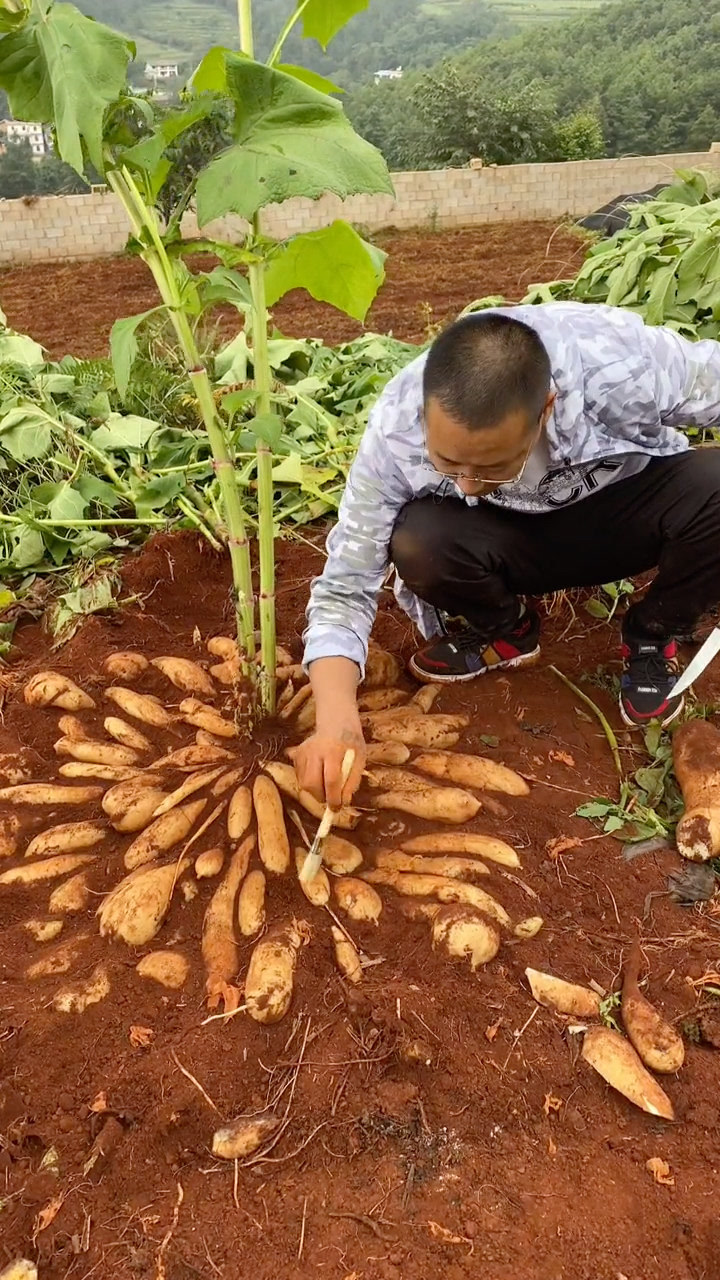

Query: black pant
left=390, top=450, right=720, bottom=638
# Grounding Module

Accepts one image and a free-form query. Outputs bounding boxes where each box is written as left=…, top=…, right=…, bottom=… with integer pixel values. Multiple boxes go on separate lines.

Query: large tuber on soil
left=621, top=942, right=685, bottom=1074
left=673, top=719, right=720, bottom=861
left=582, top=1026, right=675, bottom=1120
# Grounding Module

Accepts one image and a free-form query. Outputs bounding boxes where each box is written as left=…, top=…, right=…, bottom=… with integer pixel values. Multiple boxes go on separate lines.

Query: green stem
left=249, top=254, right=277, bottom=714
left=267, top=0, right=312, bottom=65
left=238, top=0, right=277, bottom=716
left=176, top=494, right=224, bottom=552
left=190, top=367, right=256, bottom=661
left=107, top=165, right=257, bottom=674
left=550, top=665, right=625, bottom=788
left=0, top=514, right=166, bottom=527
left=238, top=0, right=254, bottom=55
left=61, top=423, right=133, bottom=499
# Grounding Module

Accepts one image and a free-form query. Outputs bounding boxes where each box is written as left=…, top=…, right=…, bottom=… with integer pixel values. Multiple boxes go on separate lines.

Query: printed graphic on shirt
left=487, top=456, right=644, bottom=512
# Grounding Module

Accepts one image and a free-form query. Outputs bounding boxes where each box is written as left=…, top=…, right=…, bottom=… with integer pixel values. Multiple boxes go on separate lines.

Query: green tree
left=0, top=137, right=37, bottom=196
left=553, top=110, right=605, bottom=162
left=35, top=150, right=90, bottom=194
left=346, top=69, right=605, bottom=171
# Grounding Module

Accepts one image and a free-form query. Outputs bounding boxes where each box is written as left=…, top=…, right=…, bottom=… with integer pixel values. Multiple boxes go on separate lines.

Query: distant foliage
left=447, top=0, right=720, bottom=159
left=0, top=140, right=89, bottom=198
left=345, top=0, right=720, bottom=168
left=346, top=73, right=605, bottom=171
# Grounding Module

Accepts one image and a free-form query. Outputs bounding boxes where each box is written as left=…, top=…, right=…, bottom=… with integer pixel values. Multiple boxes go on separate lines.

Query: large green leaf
left=0, top=0, right=134, bottom=174
left=132, top=472, right=184, bottom=518
left=47, top=482, right=88, bottom=523
left=10, top=523, right=44, bottom=570
left=644, top=262, right=678, bottom=325
left=264, top=220, right=386, bottom=321
left=0, top=329, right=44, bottom=367
left=193, top=55, right=392, bottom=225
left=0, top=404, right=53, bottom=460
left=90, top=414, right=160, bottom=453
left=299, top=0, right=369, bottom=49
left=110, top=307, right=165, bottom=400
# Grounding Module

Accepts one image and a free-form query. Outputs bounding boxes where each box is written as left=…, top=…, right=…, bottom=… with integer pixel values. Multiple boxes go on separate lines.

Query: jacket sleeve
left=302, top=403, right=414, bottom=674
left=645, top=323, right=720, bottom=430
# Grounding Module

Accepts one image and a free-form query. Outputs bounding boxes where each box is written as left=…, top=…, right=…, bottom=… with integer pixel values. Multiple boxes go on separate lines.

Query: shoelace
left=627, top=648, right=678, bottom=687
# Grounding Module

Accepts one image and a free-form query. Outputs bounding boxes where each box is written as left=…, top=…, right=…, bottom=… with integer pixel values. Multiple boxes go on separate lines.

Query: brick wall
left=1, top=146, right=719, bottom=266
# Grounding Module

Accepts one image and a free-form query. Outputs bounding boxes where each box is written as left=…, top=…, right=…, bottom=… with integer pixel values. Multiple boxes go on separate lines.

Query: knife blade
left=672, top=626, right=720, bottom=699
left=299, top=748, right=356, bottom=883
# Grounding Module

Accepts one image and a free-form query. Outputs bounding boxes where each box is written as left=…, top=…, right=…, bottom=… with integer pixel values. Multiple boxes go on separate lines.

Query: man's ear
left=543, top=390, right=557, bottom=421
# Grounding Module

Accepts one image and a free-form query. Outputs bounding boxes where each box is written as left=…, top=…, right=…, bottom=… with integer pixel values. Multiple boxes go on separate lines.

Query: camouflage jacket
left=304, top=302, right=720, bottom=671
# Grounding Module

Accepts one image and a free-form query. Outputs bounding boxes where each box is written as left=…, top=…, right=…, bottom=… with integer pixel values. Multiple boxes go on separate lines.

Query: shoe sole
left=409, top=645, right=541, bottom=685
left=618, top=695, right=685, bottom=731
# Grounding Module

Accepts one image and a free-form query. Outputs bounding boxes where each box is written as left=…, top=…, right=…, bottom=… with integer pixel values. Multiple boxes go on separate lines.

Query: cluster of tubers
left=3, top=635, right=705, bottom=1135
left=2, top=640, right=536, bottom=1029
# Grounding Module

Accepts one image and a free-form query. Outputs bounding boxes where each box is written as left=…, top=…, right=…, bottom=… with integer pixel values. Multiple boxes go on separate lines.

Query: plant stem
left=106, top=165, right=257, bottom=674
left=267, top=0, right=312, bottom=65
left=0, top=513, right=166, bottom=527
left=61, top=422, right=133, bottom=498
left=238, top=0, right=277, bottom=715
left=176, top=494, right=224, bottom=551
left=190, top=367, right=256, bottom=658
left=550, top=665, right=625, bottom=787
left=238, top=0, right=254, bottom=55
left=249, top=254, right=277, bottom=714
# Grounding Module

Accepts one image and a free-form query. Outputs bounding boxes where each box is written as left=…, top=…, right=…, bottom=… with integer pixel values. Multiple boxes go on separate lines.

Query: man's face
left=423, top=393, right=555, bottom=498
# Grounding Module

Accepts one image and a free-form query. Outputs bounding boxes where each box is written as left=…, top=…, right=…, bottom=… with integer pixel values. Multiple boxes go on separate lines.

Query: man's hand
left=292, top=655, right=366, bottom=808
left=293, top=722, right=366, bottom=809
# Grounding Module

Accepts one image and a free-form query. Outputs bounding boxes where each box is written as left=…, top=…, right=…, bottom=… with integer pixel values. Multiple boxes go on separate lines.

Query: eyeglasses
left=421, top=419, right=542, bottom=487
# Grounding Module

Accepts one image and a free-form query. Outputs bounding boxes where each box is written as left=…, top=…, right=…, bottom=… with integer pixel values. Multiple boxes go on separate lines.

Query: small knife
left=299, top=748, right=355, bottom=884
left=672, top=626, right=720, bottom=699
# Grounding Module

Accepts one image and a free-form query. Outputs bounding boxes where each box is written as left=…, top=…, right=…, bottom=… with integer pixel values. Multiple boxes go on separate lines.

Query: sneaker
left=409, top=609, right=541, bottom=684
left=619, top=630, right=684, bottom=728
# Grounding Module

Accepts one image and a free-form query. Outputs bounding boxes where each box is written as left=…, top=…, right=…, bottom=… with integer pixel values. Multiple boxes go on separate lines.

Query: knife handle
left=339, top=747, right=356, bottom=793
left=316, top=748, right=356, bottom=839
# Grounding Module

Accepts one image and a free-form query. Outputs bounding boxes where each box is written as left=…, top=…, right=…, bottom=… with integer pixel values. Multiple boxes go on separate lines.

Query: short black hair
left=423, top=312, right=552, bottom=430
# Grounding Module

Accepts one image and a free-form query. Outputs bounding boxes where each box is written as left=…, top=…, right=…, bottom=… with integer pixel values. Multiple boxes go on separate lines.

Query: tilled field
left=1, top=530, right=719, bottom=1280
left=0, top=220, right=587, bottom=359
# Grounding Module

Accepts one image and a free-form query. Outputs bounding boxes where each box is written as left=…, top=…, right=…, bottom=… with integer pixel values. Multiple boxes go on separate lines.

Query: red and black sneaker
left=409, top=608, right=541, bottom=684
left=619, top=628, right=684, bottom=728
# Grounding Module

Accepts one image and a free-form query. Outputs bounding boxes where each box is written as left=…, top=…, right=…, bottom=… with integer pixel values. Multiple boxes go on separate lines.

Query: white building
left=145, top=61, right=180, bottom=80
left=374, top=67, right=403, bottom=84
left=0, top=120, right=47, bottom=158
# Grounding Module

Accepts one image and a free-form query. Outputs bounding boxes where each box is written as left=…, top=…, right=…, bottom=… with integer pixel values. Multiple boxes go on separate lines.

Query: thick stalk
left=238, top=0, right=253, bottom=55
left=238, top=0, right=277, bottom=714
left=248, top=254, right=276, bottom=713
left=106, top=166, right=257, bottom=671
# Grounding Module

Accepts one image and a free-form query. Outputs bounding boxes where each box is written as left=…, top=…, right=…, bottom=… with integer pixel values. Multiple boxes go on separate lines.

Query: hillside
left=454, top=0, right=720, bottom=156
left=79, top=0, right=506, bottom=82
left=346, top=0, right=720, bottom=167
left=432, top=0, right=607, bottom=23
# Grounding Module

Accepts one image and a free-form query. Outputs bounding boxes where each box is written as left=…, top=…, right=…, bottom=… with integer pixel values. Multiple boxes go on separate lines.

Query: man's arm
left=295, top=399, right=414, bottom=806
left=644, top=323, right=720, bottom=430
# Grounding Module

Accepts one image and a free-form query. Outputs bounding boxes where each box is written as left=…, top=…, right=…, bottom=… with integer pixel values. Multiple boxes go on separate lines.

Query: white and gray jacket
left=304, top=302, right=720, bottom=672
